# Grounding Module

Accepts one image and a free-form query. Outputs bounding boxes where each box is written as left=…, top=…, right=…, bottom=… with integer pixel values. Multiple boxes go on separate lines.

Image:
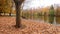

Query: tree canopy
left=0, top=0, right=12, bottom=13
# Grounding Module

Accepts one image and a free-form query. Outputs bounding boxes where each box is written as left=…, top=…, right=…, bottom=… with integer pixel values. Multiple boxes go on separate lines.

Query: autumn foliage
left=0, top=0, right=12, bottom=14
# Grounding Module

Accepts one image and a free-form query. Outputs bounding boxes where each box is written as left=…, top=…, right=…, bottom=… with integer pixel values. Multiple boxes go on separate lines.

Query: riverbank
left=0, top=17, right=60, bottom=34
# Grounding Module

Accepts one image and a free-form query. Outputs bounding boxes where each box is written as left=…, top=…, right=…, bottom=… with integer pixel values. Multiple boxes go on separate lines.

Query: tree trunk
left=9, top=13, right=11, bottom=16
left=14, top=1, right=21, bottom=28
left=14, top=0, right=24, bottom=28
left=15, top=3, right=21, bottom=28
left=0, top=13, right=1, bottom=16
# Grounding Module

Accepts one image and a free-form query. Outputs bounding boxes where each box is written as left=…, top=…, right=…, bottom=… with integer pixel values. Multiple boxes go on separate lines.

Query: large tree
left=49, top=5, right=54, bottom=16
left=0, top=0, right=12, bottom=15
left=13, top=0, right=25, bottom=28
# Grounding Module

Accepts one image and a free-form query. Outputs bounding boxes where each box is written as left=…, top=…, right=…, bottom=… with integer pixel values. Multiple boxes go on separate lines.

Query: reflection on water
left=33, top=16, right=60, bottom=25
left=56, top=17, right=60, bottom=24
left=45, top=16, right=54, bottom=24
left=48, top=16, right=54, bottom=24
left=44, top=16, right=60, bottom=25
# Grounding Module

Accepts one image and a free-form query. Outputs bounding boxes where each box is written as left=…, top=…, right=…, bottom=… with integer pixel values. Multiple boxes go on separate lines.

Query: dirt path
left=0, top=17, right=60, bottom=34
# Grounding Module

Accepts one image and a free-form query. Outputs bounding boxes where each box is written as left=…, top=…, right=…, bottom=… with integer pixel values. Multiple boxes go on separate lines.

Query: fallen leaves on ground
left=0, top=17, right=60, bottom=34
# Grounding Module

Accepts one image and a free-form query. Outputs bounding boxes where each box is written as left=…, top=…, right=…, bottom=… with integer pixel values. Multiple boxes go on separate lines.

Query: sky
left=23, top=0, right=60, bottom=9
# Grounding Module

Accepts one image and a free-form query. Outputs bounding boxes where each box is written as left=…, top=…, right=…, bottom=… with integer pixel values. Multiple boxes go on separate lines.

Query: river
left=32, top=16, right=60, bottom=25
